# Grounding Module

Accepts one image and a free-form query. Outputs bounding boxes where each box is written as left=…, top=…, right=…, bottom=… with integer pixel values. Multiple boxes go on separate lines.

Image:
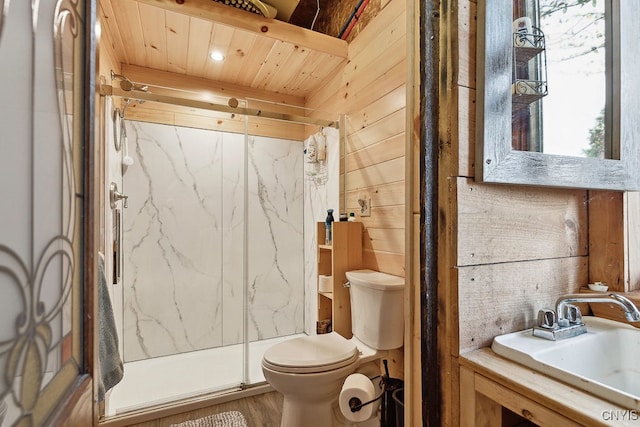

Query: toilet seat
left=262, top=332, right=359, bottom=374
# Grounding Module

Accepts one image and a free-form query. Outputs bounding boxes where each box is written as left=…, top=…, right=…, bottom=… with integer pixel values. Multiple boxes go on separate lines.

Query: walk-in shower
left=99, top=79, right=341, bottom=417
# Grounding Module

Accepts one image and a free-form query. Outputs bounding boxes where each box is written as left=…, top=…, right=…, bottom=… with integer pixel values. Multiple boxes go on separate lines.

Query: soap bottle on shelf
left=325, top=209, right=335, bottom=245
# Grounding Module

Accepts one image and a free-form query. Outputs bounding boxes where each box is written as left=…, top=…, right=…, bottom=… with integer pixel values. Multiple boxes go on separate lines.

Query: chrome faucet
left=533, top=292, right=640, bottom=341
left=556, top=293, right=640, bottom=323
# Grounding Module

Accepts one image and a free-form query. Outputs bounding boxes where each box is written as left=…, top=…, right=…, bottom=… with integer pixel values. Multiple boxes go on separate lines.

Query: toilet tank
left=345, top=269, right=405, bottom=350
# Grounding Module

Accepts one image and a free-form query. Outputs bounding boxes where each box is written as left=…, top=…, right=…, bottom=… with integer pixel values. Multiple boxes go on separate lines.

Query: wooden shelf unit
left=316, top=221, right=363, bottom=338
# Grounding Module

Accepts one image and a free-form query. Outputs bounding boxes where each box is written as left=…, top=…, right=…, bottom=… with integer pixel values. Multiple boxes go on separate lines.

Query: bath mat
left=170, top=411, right=248, bottom=427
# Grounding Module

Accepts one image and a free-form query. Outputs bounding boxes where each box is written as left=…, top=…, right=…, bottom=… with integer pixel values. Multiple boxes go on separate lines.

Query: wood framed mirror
left=476, top=0, right=640, bottom=190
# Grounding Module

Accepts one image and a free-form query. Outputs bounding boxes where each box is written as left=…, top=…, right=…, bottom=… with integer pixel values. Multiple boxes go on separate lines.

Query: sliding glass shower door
left=117, top=123, right=246, bottom=408
left=122, top=124, right=243, bottom=362
left=108, top=110, right=306, bottom=411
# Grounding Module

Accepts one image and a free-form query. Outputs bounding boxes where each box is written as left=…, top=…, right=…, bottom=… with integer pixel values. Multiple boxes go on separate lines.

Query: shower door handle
left=110, top=182, right=129, bottom=209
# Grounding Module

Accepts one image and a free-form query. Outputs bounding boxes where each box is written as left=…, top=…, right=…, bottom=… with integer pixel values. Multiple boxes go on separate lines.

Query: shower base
left=105, top=334, right=303, bottom=417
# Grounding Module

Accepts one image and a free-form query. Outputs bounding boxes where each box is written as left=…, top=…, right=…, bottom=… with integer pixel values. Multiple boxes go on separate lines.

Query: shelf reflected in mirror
left=512, top=0, right=609, bottom=159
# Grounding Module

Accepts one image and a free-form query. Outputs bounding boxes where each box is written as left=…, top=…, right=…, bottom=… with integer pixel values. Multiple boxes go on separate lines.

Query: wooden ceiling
left=98, top=0, right=349, bottom=99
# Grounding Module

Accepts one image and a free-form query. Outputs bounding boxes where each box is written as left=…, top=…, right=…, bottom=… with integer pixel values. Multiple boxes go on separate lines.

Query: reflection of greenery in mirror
left=512, top=0, right=608, bottom=158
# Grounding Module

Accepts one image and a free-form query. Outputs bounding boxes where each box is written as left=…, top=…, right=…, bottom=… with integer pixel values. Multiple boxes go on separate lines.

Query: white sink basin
left=492, top=316, right=640, bottom=410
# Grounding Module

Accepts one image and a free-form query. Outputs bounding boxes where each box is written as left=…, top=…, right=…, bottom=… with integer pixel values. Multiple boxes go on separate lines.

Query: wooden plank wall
left=307, top=0, right=407, bottom=278
left=437, top=1, right=623, bottom=425
left=307, top=0, right=413, bottom=421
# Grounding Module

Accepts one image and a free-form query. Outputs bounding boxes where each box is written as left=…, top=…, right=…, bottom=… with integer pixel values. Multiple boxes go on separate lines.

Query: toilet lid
left=262, top=332, right=358, bottom=374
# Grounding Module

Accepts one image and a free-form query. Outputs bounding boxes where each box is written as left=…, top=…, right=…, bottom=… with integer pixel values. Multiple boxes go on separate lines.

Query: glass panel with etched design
left=0, top=0, right=86, bottom=425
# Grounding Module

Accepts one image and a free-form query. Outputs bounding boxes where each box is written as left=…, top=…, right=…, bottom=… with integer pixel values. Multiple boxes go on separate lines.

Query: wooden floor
left=126, top=391, right=283, bottom=427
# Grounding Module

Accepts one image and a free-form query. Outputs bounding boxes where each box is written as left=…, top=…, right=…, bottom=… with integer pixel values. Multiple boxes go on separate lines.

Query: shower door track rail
left=99, top=84, right=338, bottom=128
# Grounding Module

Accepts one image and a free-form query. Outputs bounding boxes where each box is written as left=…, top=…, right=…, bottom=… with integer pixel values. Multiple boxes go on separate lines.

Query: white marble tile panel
left=303, top=127, right=340, bottom=335
left=122, top=122, right=307, bottom=359
left=247, top=135, right=304, bottom=340
left=123, top=122, right=223, bottom=361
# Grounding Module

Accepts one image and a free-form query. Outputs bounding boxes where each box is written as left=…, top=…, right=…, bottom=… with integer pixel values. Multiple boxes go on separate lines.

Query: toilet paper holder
left=348, top=374, right=384, bottom=413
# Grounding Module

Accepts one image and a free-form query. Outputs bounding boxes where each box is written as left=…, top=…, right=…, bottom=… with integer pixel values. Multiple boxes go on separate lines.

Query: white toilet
left=262, top=269, right=404, bottom=427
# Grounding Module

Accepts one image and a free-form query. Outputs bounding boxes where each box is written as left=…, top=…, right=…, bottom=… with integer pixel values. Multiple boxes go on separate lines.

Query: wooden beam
left=100, top=84, right=338, bottom=127
left=134, top=0, right=348, bottom=58
left=120, top=64, right=306, bottom=108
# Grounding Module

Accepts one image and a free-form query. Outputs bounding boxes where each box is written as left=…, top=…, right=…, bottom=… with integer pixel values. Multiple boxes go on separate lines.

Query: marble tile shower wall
left=122, top=121, right=305, bottom=362
left=303, top=127, right=340, bottom=335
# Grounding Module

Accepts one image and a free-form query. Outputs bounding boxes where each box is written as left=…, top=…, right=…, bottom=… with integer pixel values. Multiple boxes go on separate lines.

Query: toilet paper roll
left=339, top=373, right=376, bottom=423
left=318, top=275, right=332, bottom=293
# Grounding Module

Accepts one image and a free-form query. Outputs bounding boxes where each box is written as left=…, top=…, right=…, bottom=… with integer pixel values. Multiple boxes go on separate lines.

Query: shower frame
left=99, top=81, right=341, bottom=417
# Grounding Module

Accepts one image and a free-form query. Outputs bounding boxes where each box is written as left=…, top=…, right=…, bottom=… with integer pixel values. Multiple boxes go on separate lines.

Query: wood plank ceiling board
left=111, top=0, right=147, bottom=66
left=251, top=39, right=294, bottom=91
left=203, top=23, right=236, bottom=81
left=138, top=2, right=168, bottom=71
left=99, top=0, right=128, bottom=65
left=134, top=0, right=347, bottom=57
left=186, top=17, right=214, bottom=76
left=266, top=44, right=313, bottom=94
left=282, top=49, right=324, bottom=94
left=165, top=10, right=191, bottom=74
left=217, top=28, right=259, bottom=84
left=232, top=33, right=275, bottom=88
left=101, top=0, right=348, bottom=100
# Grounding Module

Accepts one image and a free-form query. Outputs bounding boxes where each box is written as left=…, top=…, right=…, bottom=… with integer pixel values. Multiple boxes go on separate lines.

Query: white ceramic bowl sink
left=492, top=316, right=640, bottom=410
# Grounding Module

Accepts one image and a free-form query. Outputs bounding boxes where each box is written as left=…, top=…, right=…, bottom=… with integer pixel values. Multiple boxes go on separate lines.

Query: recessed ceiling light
left=210, top=51, right=225, bottom=62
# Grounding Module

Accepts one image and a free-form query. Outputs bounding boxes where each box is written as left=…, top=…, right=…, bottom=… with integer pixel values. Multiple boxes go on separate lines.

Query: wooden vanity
left=460, top=348, right=639, bottom=427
